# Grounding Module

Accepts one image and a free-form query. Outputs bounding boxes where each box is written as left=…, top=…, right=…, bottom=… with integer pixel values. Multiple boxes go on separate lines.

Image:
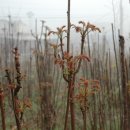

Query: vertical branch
left=13, top=47, right=22, bottom=97
left=5, top=68, right=22, bottom=130
left=111, top=24, right=120, bottom=88
left=0, top=87, right=6, bottom=130
left=64, top=81, right=71, bottom=130
left=64, top=0, right=72, bottom=129
left=69, top=74, right=76, bottom=130
left=13, top=47, right=22, bottom=130
left=111, top=24, right=121, bottom=125
left=119, top=35, right=128, bottom=130
left=67, top=0, right=71, bottom=53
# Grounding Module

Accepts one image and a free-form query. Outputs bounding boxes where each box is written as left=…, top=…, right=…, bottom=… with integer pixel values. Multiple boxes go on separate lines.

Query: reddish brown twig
left=0, top=86, right=6, bottom=130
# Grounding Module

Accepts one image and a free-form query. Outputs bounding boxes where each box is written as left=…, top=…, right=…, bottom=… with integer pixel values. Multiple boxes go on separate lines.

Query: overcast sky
left=0, top=0, right=130, bottom=29
left=0, top=0, right=118, bottom=16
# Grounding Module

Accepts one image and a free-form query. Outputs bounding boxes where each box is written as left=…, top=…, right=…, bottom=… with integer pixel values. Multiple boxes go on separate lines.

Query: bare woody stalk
left=112, top=24, right=122, bottom=129
left=67, top=0, right=70, bottom=53
left=119, top=36, right=128, bottom=130
left=5, top=69, right=17, bottom=128
left=32, top=21, right=56, bottom=130
left=66, top=1, right=76, bottom=127
left=111, top=24, right=120, bottom=96
left=125, top=59, right=130, bottom=130
left=65, top=1, right=71, bottom=127
left=0, top=87, right=6, bottom=130
left=13, top=47, right=23, bottom=130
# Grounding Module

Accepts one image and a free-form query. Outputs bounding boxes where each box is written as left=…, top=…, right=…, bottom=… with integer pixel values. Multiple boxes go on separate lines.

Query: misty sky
left=0, top=0, right=110, bottom=16
left=0, top=0, right=130, bottom=29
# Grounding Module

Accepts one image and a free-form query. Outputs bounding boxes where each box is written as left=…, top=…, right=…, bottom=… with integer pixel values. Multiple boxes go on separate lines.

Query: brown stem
left=0, top=88, right=6, bottom=130
left=64, top=81, right=71, bottom=130
left=67, top=0, right=71, bottom=53
left=14, top=47, right=22, bottom=97
left=5, top=69, right=22, bottom=130
left=64, top=74, right=76, bottom=130
left=69, top=75, right=75, bottom=130
left=60, top=37, right=64, bottom=59
left=81, top=108, right=87, bottom=130
left=75, top=35, right=85, bottom=74
left=119, top=35, right=128, bottom=130
left=13, top=47, right=22, bottom=130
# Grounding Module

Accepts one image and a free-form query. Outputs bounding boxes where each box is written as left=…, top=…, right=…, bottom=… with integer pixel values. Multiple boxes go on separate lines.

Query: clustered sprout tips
left=71, top=21, right=101, bottom=36
left=48, top=25, right=67, bottom=36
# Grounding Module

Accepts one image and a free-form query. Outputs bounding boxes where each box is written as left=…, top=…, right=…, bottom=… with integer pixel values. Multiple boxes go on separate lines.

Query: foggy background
left=0, top=0, right=130, bottom=49
left=0, top=0, right=130, bottom=29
